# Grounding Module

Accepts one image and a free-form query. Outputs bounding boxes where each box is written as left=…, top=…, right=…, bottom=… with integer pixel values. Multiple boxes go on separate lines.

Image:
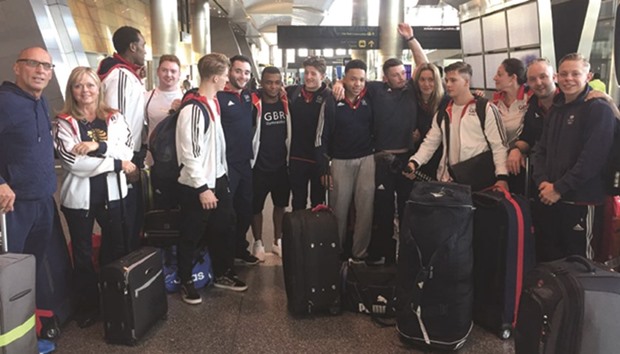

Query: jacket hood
left=0, top=81, right=38, bottom=101
left=97, top=53, right=142, bottom=81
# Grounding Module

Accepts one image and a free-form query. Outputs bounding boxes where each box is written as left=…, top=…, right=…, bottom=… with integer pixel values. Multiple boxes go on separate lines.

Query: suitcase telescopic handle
left=565, top=255, right=596, bottom=273
left=1, top=212, right=7, bottom=253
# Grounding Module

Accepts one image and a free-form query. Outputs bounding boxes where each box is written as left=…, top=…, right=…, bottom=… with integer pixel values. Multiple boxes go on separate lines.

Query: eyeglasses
left=16, top=59, right=55, bottom=70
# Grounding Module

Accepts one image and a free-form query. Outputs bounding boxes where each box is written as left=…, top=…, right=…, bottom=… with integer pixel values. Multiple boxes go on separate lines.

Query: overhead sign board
left=277, top=26, right=380, bottom=50
left=408, top=26, right=461, bottom=50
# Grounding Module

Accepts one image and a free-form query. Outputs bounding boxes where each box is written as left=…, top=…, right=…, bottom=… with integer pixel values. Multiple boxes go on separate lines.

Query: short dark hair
left=382, top=58, right=403, bottom=76
left=302, top=56, right=327, bottom=75
left=445, top=61, right=472, bottom=78
left=345, top=59, right=367, bottom=73
left=158, top=54, right=181, bottom=68
left=593, top=72, right=601, bottom=80
left=230, top=54, right=252, bottom=67
left=261, top=66, right=281, bottom=80
left=112, top=26, right=142, bottom=54
left=501, top=58, right=526, bottom=85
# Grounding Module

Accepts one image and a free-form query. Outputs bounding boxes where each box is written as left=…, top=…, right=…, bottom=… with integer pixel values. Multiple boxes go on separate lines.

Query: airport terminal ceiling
left=210, top=0, right=336, bottom=46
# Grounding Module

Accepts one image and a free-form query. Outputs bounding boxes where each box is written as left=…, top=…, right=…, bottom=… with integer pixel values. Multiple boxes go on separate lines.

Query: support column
left=351, top=0, right=368, bottom=62
left=150, top=0, right=179, bottom=57
left=378, top=0, right=404, bottom=77
left=192, top=0, right=211, bottom=61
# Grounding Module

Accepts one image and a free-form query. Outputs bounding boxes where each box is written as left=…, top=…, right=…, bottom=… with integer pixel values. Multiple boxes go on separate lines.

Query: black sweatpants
left=177, top=177, right=236, bottom=282
left=532, top=200, right=597, bottom=262
left=289, top=159, right=325, bottom=211
left=228, top=161, right=253, bottom=256
left=62, top=201, right=126, bottom=311
left=368, top=152, right=413, bottom=263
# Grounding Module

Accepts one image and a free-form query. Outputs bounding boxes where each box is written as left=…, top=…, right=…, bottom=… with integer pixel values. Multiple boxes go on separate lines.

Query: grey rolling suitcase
left=0, top=213, right=37, bottom=354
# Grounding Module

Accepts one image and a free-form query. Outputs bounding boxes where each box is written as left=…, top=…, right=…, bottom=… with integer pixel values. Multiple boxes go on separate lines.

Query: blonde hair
left=197, top=53, right=230, bottom=80
left=414, top=63, right=445, bottom=114
left=60, top=67, right=116, bottom=120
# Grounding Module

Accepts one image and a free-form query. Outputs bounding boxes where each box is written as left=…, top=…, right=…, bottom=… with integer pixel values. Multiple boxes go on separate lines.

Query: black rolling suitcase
left=515, top=256, right=620, bottom=354
left=472, top=188, right=535, bottom=339
left=0, top=213, right=37, bottom=354
left=99, top=173, right=168, bottom=345
left=99, top=246, right=167, bottom=345
left=396, top=182, right=474, bottom=351
left=282, top=205, right=342, bottom=316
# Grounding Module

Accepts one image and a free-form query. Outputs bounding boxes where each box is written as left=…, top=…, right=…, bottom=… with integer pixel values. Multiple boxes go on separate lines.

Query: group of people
left=403, top=56, right=618, bottom=267
left=0, top=22, right=618, bottom=333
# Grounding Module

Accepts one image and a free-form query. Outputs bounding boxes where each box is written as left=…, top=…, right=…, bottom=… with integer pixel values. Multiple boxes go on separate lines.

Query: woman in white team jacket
left=54, top=66, right=135, bottom=328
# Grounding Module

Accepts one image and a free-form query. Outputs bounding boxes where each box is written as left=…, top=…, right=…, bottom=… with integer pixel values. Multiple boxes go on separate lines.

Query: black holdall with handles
left=396, top=181, right=475, bottom=351
left=341, top=261, right=397, bottom=323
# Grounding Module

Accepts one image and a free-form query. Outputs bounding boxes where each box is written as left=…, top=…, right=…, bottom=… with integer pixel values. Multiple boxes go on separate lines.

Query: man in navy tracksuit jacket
left=323, top=59, right=375, bottom=261
left=532, top=53, right=616, bottom=262
left=217, top=55, right=259, bottom=264
left=286, top=56, right=335, bottom=210
left=0, top=47, right=58, bottom=311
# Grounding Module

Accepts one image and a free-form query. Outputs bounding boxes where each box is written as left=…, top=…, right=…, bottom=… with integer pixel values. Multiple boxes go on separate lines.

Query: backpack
left=605, top=116, right=620, bottom=195
left=436, top=96, right=489, bottom=140
left=148, top=98, right=209, bottom=193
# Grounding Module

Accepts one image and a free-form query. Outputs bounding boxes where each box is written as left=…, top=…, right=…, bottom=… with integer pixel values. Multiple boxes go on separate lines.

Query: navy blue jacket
left=217, top=88, right=254, bottom=164
left=0, top=82, right=56, bottom=200
left=327, top=91, right=374, bottom=160
left=366, top=80, right=418, bottom=152
left=520, top=93, right=549, bottom=150
left=532, top=86, right=615, bottom=204
left=286, top=83, right=335, bottom=166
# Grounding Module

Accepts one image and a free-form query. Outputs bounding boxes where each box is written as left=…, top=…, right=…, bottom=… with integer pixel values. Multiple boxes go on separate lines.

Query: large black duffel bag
left=396, top=181, right=474, bottom=351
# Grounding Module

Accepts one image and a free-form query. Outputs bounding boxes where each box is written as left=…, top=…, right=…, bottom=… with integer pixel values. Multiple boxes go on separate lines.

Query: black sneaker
left=235, top=252, right=260, bottom=265
left=349, top=257, right=366, bottom=265
left=75, top=307, right=99, bottom=328
left=214, top=272, right=248, bottom=292
left=181, top=281, right=202, bottom=305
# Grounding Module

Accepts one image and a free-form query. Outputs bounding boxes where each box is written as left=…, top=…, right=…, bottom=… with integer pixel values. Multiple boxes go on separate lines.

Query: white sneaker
left=253, top=240, right=266, bottom=262
left=272, top=239, right=282, bottom=257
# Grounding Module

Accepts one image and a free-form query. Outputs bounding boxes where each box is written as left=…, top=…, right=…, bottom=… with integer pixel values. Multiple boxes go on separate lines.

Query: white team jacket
left=101, top=66, right=145, bottom=152
left=176, top=98, right=228, bottom=190
left=412, top=101, right=508, bottom=182
left=250, top=92, right=292, bottom=168
left=54, top=112, right=134, bottom=210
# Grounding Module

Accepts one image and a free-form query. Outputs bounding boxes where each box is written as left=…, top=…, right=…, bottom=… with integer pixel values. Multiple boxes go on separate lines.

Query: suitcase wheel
left=500, top=326, right=512, bottom=340
left=329, top=304, right=341, bottom=316
left=40, top=316, right=61, bottom=340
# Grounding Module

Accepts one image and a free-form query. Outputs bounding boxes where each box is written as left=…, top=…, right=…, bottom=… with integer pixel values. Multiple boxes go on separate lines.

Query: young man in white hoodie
left=405, top=61, right=509, bottom=190
left=175, top=53, right=248, bottom=305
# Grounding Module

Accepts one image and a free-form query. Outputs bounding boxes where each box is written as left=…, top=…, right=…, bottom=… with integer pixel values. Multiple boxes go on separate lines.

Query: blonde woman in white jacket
left=54, top=67, right=135, bottom=328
